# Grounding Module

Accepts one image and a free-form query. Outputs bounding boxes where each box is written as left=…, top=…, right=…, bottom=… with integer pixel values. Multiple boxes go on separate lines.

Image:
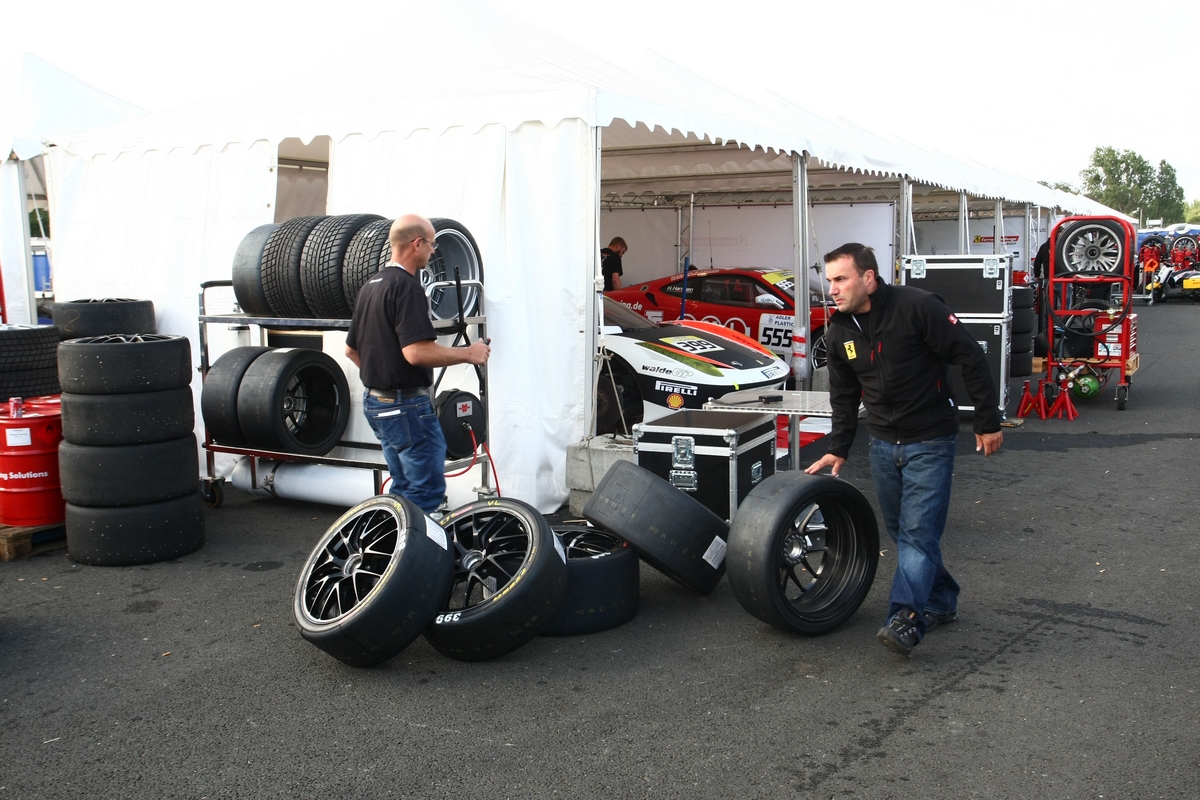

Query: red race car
left=607, top=268, right=834, bottom=370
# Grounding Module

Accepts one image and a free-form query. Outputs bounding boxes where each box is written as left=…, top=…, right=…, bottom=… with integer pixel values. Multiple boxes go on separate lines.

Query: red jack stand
left=1047, top=376, right=1079, bottom=420
left=1017, top=379, right=1049, bottom=419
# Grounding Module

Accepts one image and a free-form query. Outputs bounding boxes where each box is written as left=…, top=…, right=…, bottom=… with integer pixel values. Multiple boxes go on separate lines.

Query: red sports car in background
left=606, top=268, right=834, bottom=370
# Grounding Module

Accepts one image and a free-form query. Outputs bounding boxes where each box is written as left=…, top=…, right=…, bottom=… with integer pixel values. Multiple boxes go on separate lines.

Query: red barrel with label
left=0, top=396, right=65, bottom=526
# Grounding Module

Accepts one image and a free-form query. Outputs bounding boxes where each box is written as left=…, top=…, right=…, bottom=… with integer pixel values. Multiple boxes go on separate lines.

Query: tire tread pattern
left=300, top=214, right=384, bottom=319
left=261, top=216, right=325, bottom=318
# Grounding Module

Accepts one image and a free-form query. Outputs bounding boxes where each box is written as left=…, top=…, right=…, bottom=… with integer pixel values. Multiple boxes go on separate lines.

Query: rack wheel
left=201, top=478, right=225, bottom=509
left=1116, top=384, right=1128, bottom=411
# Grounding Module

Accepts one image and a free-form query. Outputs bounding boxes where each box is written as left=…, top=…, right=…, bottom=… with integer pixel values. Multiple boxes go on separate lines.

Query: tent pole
left=789, top=151, right=810, bottom=464
left=1023, top=203, right=1032, bottom=273
left=899, top=178, right=912, bottom=267
left=587, top=125, right=602, bottom=437
left=958, top=192, right=969, bottom=253
left=994, top=199, right=1004, bottom=255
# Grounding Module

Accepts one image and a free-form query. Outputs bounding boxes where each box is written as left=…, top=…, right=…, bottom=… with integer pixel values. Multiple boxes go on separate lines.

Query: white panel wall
left=914, top=216, right=1031, bottom=273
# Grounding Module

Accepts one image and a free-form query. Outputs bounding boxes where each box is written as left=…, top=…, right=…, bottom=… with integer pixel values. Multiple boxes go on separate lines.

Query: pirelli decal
left=843, top=341, right=858, bottom=360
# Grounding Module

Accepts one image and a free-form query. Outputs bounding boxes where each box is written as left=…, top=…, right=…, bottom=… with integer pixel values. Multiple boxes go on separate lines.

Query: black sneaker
left=877, top=609, right=922, bottom=656
left=923, top=609, right=959, bottom=633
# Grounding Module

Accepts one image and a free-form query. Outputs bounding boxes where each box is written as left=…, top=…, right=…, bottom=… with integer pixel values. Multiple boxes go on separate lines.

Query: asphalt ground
left=2, top=302, right=1198, bottom=799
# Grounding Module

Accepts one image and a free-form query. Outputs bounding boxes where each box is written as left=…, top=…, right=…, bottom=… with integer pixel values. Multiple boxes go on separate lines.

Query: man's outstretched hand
left=805, top=453, right=846, bottom=477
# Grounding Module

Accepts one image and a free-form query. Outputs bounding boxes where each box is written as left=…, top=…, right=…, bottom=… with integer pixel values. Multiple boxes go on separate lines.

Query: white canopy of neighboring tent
left=41, top=0, right=1125, bottom=511
left=0, top=53, right=145, bottom=324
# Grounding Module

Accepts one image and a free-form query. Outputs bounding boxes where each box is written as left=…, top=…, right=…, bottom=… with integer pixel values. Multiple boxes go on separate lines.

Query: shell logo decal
left=666, top=393, right=686, bottom=409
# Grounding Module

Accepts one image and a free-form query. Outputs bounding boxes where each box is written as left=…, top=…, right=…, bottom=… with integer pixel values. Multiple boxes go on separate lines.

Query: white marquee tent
left=40, top=1, right=1124, bottom=511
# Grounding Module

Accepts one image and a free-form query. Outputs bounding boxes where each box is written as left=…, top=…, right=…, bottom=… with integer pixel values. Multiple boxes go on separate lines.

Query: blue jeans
left=868, top=434, right=959, bottom=639
left=362, top=392, right=447, bottom=515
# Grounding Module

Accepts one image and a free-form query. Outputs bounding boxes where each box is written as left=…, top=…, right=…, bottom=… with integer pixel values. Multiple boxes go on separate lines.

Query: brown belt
left=367, top=387, right=430, bottom=400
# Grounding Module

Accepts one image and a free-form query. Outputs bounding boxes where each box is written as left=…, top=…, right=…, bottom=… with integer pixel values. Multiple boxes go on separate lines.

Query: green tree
left=29, top=207, right=49, bottom=237
left=1039, top=179, right=1077, bottom=193
left=1077, top=147, right=1187, bottom=224
left=1147, top=160, right=1186, bottom=224
left=1186, top=199, right=1200, bottom=225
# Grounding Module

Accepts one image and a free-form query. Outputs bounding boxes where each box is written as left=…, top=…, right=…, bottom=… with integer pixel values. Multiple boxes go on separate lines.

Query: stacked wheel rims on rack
left=232, top=215, right=483, bottom=321
left=58, top=331, right=205, bottom=565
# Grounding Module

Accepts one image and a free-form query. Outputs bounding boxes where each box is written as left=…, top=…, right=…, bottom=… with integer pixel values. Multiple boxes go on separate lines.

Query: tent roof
left=0, top=53, right=145, bottom=161
left=48, top=0, right=1120, bottom=217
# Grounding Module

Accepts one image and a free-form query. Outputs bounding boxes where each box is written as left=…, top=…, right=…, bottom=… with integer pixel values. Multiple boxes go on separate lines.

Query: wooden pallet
left=0, top=522, right=66, bottom=562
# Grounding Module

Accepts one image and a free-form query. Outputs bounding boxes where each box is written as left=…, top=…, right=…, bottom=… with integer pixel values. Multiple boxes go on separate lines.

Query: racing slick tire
left=66, top=492, right=205, bottom=566
left=200, top=346, right=271, bottom=447
left=0, top=324, right=60, bottom=372
left=261, top=215, right=326, bottom=318
left=300, top=213, right=384, bottom=319
left=54, top=298, right=156, bottom=339
left=1011, top=307, right=1036, bottom=335
left=1010, top=286, right=1035, bottom=310
left=595, top=354, right=642, bottom=436
left=57, top=334, right=192, bottom=395
left=342, top=218, right=394, bottom=312
left=61, top=387, right=194, bottom=446
left=1009, top=350, right=1034, bottom=378
left=425, top=218, right=484, bottom=321
left=293, top=494, right=455, bottom=667
left=1055, top=219, right=1127, bottom=275
left=236, top=347, right=350, bottom=456
left=231, top=223, right=280, bottom=316
left=543, top=524, right=640, bottom=636
left=1010, top=332, right=1034, bottom=354
left=726, top=472, right=879, bottom=635
left=423, top=498, right=568, bottom=661
left=582, top=460, right=730, bottom=596
left=59, top=435, right=199, bottom=507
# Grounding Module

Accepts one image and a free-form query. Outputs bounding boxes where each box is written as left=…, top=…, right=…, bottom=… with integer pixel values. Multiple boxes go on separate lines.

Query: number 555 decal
left=758, top=314, right=794, bottom=350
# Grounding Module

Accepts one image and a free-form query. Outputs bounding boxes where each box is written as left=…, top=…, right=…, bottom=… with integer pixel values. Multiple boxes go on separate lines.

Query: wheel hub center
left=782, top=532, right=810, bottom=566
left=1084, top=245, right=1101, bottom=260
left=462, top=550, right=485, bottom=571
left=343, top=552, right=363, bottom=577
left=282, top=396, right=295, bottom=412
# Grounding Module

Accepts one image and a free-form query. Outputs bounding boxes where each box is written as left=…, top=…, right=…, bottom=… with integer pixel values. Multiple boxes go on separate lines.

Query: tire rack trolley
left=1045, top=216, right=1139, bottom=412
left=196, top=279, right=489, bottom=507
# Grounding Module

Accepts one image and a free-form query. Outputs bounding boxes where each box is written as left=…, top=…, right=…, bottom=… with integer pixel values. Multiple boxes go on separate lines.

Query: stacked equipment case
left=901, top=254, right=1013, bottom=413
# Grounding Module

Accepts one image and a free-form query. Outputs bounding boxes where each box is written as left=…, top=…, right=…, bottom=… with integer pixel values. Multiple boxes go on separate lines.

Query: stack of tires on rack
left=292, top=496, right=639, bottom=666
left=1010, top=285, right=1036, bottom=378
left=292, top=459, right=881, bottom=668
left=0, top=324, right=61, bottom=400
left=232, top=214, right=482, bottom=322
left=56, top=299, right=205, bottom=566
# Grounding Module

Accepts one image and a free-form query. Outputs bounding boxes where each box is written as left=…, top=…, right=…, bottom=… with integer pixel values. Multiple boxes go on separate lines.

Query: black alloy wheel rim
left=300, top=506, right=405, bottom=623
left=774, top=499, right=869, bottom=615
left=557, top=527, right=623, bottom=559
left=444, top=508, right=534, bottom=609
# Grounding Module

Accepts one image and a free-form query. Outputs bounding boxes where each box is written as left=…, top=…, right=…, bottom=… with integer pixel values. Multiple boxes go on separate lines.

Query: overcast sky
left=10, top=0, right=1198, bottom=204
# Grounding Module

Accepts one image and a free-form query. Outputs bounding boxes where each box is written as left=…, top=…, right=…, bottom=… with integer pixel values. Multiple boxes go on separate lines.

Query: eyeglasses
left=414, top=236, right=439, bottom=251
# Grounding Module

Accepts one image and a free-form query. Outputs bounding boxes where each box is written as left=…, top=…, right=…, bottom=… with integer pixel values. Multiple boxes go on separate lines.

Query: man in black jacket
left=806, top=243, right=1002, bottom=657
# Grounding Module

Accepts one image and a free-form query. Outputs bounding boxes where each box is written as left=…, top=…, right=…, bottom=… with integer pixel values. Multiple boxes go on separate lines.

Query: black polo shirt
left=346, top=265, right=436, bottom=390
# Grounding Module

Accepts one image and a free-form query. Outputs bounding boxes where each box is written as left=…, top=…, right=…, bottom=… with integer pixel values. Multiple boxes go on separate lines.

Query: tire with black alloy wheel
left=424, top=218, right=484, bottom=321
left=811, top=327, right=828, bottom=370
left=54, top=298, right=156, bottom=339
left=1009, top=349, right=1034, bottom=378
left=1011, top=307, right=1036, bottom=335
left=0, top=367, right=59, bottom=399
left=1055, top=220, right=1127, bottom=275
left=726, top=472, right=879, bottom=635
left=66, top=492, right=205, bottom=566
left=261, top=215, right=326, bottom=318
left=200, top=346, right=270, bottom=447
left=59, top=435, right=199, bottom=507
left=543, top=524, right=640, bottom=636
left=236, top=347, right=350, bottom=456
left=0, top=324, right=59, bottom=371
left=231, top=223, right=280, bottom=316
left=300, top=213, right=384, bottom=319
left=61, top=387, right=194, bottom=446
left=582, top=460, right=730, bottom=596
left=423, top=498, right=568, bottom=661
left=342, top=218, right=393, bottom=311
left=595, top=354, right=642, bottom=436
left=1010, top=286, right=1035, bottom=310
left=293, top=494, right=455, bottom=667
left=1141, top=234, right=1167, bottom=252
left=58, top=334, right=192, bottom=395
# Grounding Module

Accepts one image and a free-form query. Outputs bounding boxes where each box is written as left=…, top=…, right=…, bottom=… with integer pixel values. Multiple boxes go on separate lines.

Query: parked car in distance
left=606, top=267, right=834, bottom=371
left=597, top=298, right=787, bottom=436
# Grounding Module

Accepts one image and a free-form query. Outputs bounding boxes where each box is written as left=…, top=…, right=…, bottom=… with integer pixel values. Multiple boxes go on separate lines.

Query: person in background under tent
left=601, top=237, right=628, bottom=291
left=345, top=214, right=491, bottom=515
left=806, top=242, right=1002, bottom=658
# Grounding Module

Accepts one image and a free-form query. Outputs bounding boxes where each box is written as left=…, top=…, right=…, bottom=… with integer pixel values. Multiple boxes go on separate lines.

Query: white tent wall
left=0, top=158, right=35, bottom=323
left=316, top=120, right=593, bottom=510
left=601, top=202, right=893, bottom=286
left=45, top=140, right=278, bottom=457
left=913, top=216, right=1030, bottom=271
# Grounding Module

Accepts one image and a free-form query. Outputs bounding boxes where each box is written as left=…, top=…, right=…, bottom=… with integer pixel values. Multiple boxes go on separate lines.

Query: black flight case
left=633, top=410, right=775, bottom=523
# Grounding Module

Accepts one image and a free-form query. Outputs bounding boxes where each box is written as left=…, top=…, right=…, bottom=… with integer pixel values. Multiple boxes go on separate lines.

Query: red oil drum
left=0, top=396, right=65, bottom=526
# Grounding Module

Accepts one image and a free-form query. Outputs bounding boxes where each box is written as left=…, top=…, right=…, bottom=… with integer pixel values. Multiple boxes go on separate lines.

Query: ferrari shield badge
left=843, top=341, right=857, bottom=360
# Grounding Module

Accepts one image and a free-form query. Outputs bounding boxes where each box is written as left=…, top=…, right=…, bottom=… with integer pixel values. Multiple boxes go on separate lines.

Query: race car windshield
left=603, top=298, right=657, bottom=331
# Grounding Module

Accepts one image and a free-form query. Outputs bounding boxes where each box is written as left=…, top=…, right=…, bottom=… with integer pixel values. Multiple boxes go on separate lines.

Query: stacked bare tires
left=1010, top=286, right=1036, bottom=377
left=232, top=215, right=483, bottom=320
left=0, top=324, right=61, bottom=399
left=54, top=298, right=156, bottom=339
left=58, top=334, right=204, bottom=565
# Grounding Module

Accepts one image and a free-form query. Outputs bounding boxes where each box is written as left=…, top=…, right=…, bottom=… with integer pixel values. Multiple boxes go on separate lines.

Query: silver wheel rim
left=299, top=505, right=406, bottom=623
left=426, top=228, right=481, bottom=320
left=1062, top=224, right=1122, bottom=273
